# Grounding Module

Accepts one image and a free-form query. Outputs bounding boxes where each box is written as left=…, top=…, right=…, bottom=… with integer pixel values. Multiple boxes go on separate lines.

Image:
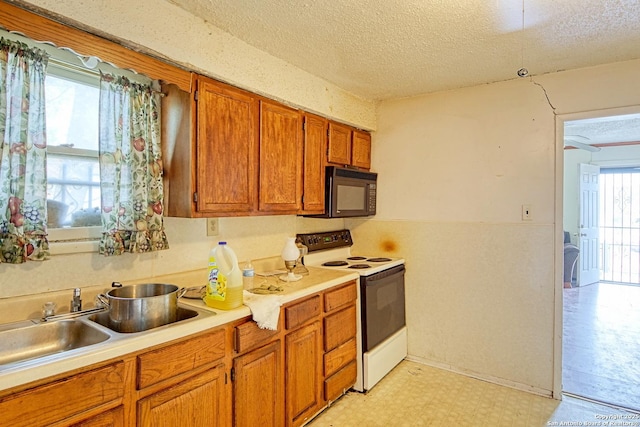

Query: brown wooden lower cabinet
left=231, top=279, right=358, bottom=427
left=0, top=280, right=359, bottom=427
left=233, top=340, right=284, bottom=427
left=0, top=361, right=125, bottom=427
left=285, top=321, right=323, bottom=427
left=322, top=282, right=358, bottom=405
left=138, top=364, right=225, bottom=427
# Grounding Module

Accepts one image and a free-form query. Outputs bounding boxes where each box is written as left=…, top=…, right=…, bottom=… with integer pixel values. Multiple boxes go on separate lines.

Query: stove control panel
left=297, top=229, right=353, bottom=252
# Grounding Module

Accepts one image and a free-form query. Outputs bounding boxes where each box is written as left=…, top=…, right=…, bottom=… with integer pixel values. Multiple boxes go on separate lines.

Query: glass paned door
left=600, top=168, right=640, bottom=284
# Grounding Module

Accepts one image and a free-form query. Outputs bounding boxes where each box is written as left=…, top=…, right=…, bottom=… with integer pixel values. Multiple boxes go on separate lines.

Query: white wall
left=14, top=0, right=376, bottom=130
left=0, top=0, right=357, bottom=302
left=348, top=59, right=640, bottom=396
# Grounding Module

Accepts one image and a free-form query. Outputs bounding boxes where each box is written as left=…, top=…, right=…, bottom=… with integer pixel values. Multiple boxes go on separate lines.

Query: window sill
left=47, top=226, right=101, bottom=255
left=49, top=239, right=99, bottom=255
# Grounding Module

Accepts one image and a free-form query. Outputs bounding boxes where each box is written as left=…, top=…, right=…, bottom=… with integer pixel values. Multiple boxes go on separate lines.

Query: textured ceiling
left=565, top=114, right=640, bottom=145
left=167, top=0, right=640, bottom=101
left=167, top=0, right=640, bottom=144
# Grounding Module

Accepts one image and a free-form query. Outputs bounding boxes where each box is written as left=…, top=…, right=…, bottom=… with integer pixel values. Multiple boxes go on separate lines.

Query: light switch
left=522, top=204, right=532, bottom=221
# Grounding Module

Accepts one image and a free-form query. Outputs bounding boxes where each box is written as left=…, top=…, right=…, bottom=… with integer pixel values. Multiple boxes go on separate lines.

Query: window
left=45, top=62, right=101, bottom=230
left=0, top=29, right=157, bottom=254
left=0, top=3, right=183, bottom=260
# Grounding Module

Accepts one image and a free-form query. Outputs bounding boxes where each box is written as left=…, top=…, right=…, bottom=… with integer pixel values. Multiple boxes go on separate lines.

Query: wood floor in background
left=563, top=282, right=640, bottom=412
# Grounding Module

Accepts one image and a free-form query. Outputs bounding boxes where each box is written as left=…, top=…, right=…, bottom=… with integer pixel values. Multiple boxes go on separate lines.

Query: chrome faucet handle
left=42, top=301, right=56, bottom=318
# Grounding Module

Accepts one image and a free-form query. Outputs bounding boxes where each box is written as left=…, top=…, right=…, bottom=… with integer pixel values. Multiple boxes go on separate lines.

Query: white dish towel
left=242, top=290, right=283, bottom=330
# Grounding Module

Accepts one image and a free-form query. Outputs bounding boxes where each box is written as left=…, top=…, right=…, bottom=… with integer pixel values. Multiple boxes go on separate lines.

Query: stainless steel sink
left=0, top=319, right=110, bottom=367
left=88, top=306, right=200, bottom=333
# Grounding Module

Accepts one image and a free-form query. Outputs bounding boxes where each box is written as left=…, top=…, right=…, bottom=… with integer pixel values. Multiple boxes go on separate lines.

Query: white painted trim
left=555, top=104, right=640, bottom=400
left=554, top=114, right=565, bottom=400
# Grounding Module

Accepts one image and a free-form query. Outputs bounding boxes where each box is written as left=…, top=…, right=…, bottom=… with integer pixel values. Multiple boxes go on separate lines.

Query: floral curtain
left=98, top=73, right=169, bottom=256
left=0, top=38, right=50, bottom=264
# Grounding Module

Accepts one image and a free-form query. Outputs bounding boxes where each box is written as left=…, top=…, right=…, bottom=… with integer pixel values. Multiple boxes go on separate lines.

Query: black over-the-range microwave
left=308, top=166, right=378, bottom=218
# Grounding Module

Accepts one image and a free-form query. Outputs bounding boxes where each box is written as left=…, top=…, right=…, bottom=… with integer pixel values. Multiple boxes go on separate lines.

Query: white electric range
left=297, top=229, right=407, bottom=392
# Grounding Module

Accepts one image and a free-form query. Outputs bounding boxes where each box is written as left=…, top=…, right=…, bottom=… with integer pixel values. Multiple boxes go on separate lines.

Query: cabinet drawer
left=323, top=281, right=356, bottom=313
left=72, top=405, right=124, bottom=427
left=285, top=295, right=320, bottom=330
left=324, top=338, right=357, bottom=378
left=138, top=329, right=225, bottom=389
left=235, top=318, right=280, bottom=353
left=324, top=360, right=357, bottom=402
left=323, top=305, right=356, bottom=351
left=0, top=362, right=125, bottom=427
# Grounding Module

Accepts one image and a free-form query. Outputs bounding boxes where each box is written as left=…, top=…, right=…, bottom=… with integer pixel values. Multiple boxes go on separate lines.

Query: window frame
left=0, top=4, right=183, bottom=255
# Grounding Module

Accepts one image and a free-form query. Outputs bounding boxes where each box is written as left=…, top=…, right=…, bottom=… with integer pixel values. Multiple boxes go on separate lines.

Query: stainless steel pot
left=98, top=283, right=186, bottom=333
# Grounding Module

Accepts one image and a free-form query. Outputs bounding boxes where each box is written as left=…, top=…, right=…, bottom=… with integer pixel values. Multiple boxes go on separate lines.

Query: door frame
left=554, top=105, right=640, bottom=399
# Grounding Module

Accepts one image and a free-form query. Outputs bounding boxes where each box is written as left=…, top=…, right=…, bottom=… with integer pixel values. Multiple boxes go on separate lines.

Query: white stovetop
left=303, top=247, right=405, bottom=276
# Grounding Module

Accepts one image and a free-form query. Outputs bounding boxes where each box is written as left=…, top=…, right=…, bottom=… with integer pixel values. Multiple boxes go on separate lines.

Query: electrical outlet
left=206, top=218, right=219, bottom=236
left=522, top=204, right=532, bottom=221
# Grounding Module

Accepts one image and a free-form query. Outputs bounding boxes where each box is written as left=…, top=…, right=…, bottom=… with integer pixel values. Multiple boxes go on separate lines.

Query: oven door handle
left=363, top=264, right=405, bottom=285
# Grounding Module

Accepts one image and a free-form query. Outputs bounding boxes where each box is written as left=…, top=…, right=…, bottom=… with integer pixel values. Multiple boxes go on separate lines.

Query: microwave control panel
left=368, top=183, right=377, bottom=214
left=297, top=230, right=353, bottom=252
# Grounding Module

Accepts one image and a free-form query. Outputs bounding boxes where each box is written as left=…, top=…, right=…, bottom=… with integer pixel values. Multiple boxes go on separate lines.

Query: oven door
left=360, top=264, right=406, bottom=352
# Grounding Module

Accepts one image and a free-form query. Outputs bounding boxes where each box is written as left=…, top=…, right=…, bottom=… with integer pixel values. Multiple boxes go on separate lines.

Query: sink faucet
left=71, top=288, right=82, bottom=312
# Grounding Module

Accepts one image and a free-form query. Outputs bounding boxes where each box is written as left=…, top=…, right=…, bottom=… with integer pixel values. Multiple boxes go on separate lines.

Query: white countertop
left=0, top=267, right=358, bottom=392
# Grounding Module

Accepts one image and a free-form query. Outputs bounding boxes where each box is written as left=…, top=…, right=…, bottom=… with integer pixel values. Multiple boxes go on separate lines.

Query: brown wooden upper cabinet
left=259, top=100, right=302, bottom=213
left=300, top=113, right=328, bottom=215
left=351, top=130, right=372, bottom=170
left=162, top=75, right=258, bottom=217
left=327, top=122, right=371, bottom=170
left=327, top=122, right=352, bottom=166
left=162, top=75, right=307, bottom=217
left=162, top=73, right=370, bottom=218
left=196, top=76, right=259, bottom=215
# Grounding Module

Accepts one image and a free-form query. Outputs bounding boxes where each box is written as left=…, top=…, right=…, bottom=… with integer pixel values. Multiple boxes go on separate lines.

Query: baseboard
left=404, top=355, right=555, bottom=399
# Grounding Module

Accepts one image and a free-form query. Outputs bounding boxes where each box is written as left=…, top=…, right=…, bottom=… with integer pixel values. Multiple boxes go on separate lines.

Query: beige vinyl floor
left=309, top=282, right=640, bottom=426
left=309, top=360, right=637, bottom=426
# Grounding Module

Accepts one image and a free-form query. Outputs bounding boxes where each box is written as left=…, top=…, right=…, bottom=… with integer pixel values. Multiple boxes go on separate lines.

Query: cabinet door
left=300, top=113, right=327, bottom=214
left=138, top=364, right=226, bottom=427
left=285, top=321, right=323, bottom=427
left=259, top=100, right=302, bottom=213
left=233, top=341, right=284, bottom=427
left=327, top=122, right=352, bottom=165
left=351, top=130, right=371, bottom=170
left=196, top=76, right=258, bottom=214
